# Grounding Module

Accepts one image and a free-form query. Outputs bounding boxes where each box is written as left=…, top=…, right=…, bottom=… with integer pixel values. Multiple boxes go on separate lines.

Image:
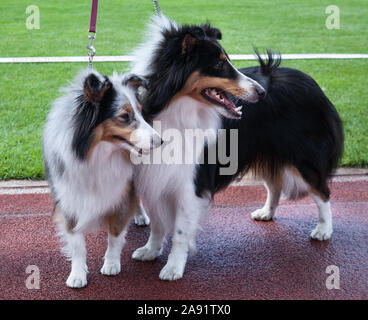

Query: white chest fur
left=134, top=96, right=220, bottom=204
left=55, top=142, right=132, bottom=231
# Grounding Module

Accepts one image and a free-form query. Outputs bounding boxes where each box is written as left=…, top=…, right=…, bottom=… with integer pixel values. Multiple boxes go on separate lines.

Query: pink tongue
left=206, top=89, right=234, bottom=109
left=213, top=90, right=225, bottom=101
left=217, top=91, right=233, bottom=108
left=222, top=95, right=230, bottom=106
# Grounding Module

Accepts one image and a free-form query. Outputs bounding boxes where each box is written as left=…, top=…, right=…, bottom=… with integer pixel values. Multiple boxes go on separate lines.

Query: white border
left=0, top=175, right=367, bottom=195
left=1, top=53, right=368, bottom=64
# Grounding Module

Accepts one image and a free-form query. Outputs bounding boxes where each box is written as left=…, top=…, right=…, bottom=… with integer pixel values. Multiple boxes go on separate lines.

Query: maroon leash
left=89, top=0, right=98, bottom=33
left=87, top=0, right=98, bottom=68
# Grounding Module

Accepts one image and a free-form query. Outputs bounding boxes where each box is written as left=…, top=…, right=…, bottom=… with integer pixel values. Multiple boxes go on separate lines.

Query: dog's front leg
left=64, top=232, right=88, bottom=288
left=100, top=230, right=127, bottom=276
left=134, top=198, right=150, bottom=226
left=102, top=186, right=139, bottom=275
left=132, top=206, right=165, bottom=261
left=159, top=191, right=207, bottom=281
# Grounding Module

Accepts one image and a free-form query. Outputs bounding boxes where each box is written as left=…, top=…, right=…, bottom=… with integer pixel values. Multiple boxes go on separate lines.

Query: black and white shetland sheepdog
left=42, top=69, right=161, bottom=288
left=130, top=14, right=343, bottom=281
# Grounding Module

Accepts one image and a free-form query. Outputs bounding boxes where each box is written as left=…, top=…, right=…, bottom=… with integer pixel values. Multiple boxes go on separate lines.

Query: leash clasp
left=87, top=31, right=97, bottom=68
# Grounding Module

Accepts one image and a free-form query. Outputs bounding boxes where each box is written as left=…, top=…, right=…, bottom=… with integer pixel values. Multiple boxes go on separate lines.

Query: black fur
left=72, top=74, right=117, bottom=160
left=139, top=20, right=343, bottom=201
left=71, top=73, right=148, bottom=160
left=195, top=52, right=344, bottom=200
left=142, top=23, right=237, bottom=119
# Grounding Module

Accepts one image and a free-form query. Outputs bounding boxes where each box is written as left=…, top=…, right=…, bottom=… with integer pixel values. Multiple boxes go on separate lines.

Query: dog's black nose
left=256, top=86, right=266, bottom=99
left=150, top=134, right=164, bottom=148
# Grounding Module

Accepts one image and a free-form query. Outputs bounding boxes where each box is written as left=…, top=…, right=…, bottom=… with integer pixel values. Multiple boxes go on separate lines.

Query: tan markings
left=286, top=165, right=329, bottom=200
left=52, top=183, right=138, bottom=237
left=86, top=118, right=136, bottom=160
left=288, top=165, right=304, bottom=178
left=86, top=124, right=104, bottom=160
left=104, top=180, right=138, bottom=237
left=84, top=80, right=111, bottom=103
left=118, top=102, right=141, bottom=114
left=282, top=165, right=328, bottom=201
left=126, top=79, right=143, bottom=91
left=219, top=53, right=227, bottom=61
left=52, top=203, right=77, bottom=233
left=171, top=71, right=247, bottom=105
left=192, top=77, right=246, bottom=97
left=102, top=120, right=136, bottom=143
left=271, top=170, right=284, bottom=191
left=85, top=101, right=143, bottom=160
left=123, top=104, right=133, bottom=114
left=309, top=184, right=328, bottom=202
left=240, top=161, right=328, bottom=201
left=251, top=163, right=284, bottom=191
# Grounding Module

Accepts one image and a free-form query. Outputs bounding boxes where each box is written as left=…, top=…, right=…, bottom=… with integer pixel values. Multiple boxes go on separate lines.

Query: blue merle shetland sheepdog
left=42, top=69, right=162, bottom=288
left=129, top=14, right=343, bottom=281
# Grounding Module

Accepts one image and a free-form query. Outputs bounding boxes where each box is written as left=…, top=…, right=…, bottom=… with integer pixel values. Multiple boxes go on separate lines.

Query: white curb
left=1, top=54, right=368, bottom=64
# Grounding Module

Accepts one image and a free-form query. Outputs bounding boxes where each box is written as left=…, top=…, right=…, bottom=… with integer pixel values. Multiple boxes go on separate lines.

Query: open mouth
left=201, top=88, right=243, bottom=118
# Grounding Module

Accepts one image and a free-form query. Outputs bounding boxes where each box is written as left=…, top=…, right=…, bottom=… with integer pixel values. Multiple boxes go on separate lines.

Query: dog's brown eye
left=213, top=60, right=224, bottom=70
left=120, top=113, right=131, bottom=122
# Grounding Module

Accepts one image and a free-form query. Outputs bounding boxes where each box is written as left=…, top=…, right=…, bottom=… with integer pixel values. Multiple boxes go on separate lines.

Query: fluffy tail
left=152, top=0, right=162, bottom=16
left=254, top=49, right=281, bottom=76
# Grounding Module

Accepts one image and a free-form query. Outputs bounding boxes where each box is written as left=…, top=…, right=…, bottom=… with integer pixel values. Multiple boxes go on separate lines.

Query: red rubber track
left=0, top=179, right=367, bottom=300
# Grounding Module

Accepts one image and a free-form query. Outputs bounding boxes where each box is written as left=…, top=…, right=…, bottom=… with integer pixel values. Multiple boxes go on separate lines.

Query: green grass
left=0, top=0, right=367, bottom=179
left=1, top=0, right=367, bottom=56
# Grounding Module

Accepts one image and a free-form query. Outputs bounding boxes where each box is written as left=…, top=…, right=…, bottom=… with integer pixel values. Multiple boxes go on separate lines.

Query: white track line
left=232, top=53, right=368, bottom=60
left=232, top=175, right=368, bottom=186
left=0, top=175, right=367, bottom=195
left=0, top=56, right=133, bottom=63
left=1, top=53, right=368, bottom=64
left=0, top=187, right=50, bottom=195
left=0, top=212, right=50, bottom=219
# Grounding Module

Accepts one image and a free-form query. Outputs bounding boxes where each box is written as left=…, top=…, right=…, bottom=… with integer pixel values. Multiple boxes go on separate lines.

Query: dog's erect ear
left=208, top=27, right=222, bottom=40
left=83, top=73, right=111, bottom=104
left=181, top=33, right=197, bottom=55
left=200, top=24, right=222, bottom=40
left=123, top=74, right=148, bottom=91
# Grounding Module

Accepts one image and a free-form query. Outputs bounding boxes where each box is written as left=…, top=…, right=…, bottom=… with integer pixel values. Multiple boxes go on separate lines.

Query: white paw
left=310, top=224, right=332, bottom=241
left=132, top=245, right=161, bottom=261
left=66, top=272, right=87, bottom=288
left=251, top=208, right=273, bottom=221
left=159, top=263, right=184, bottom=281
left=134, top=213, right=150, bottom=226
left=100, top=261, right=121, bottom=276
